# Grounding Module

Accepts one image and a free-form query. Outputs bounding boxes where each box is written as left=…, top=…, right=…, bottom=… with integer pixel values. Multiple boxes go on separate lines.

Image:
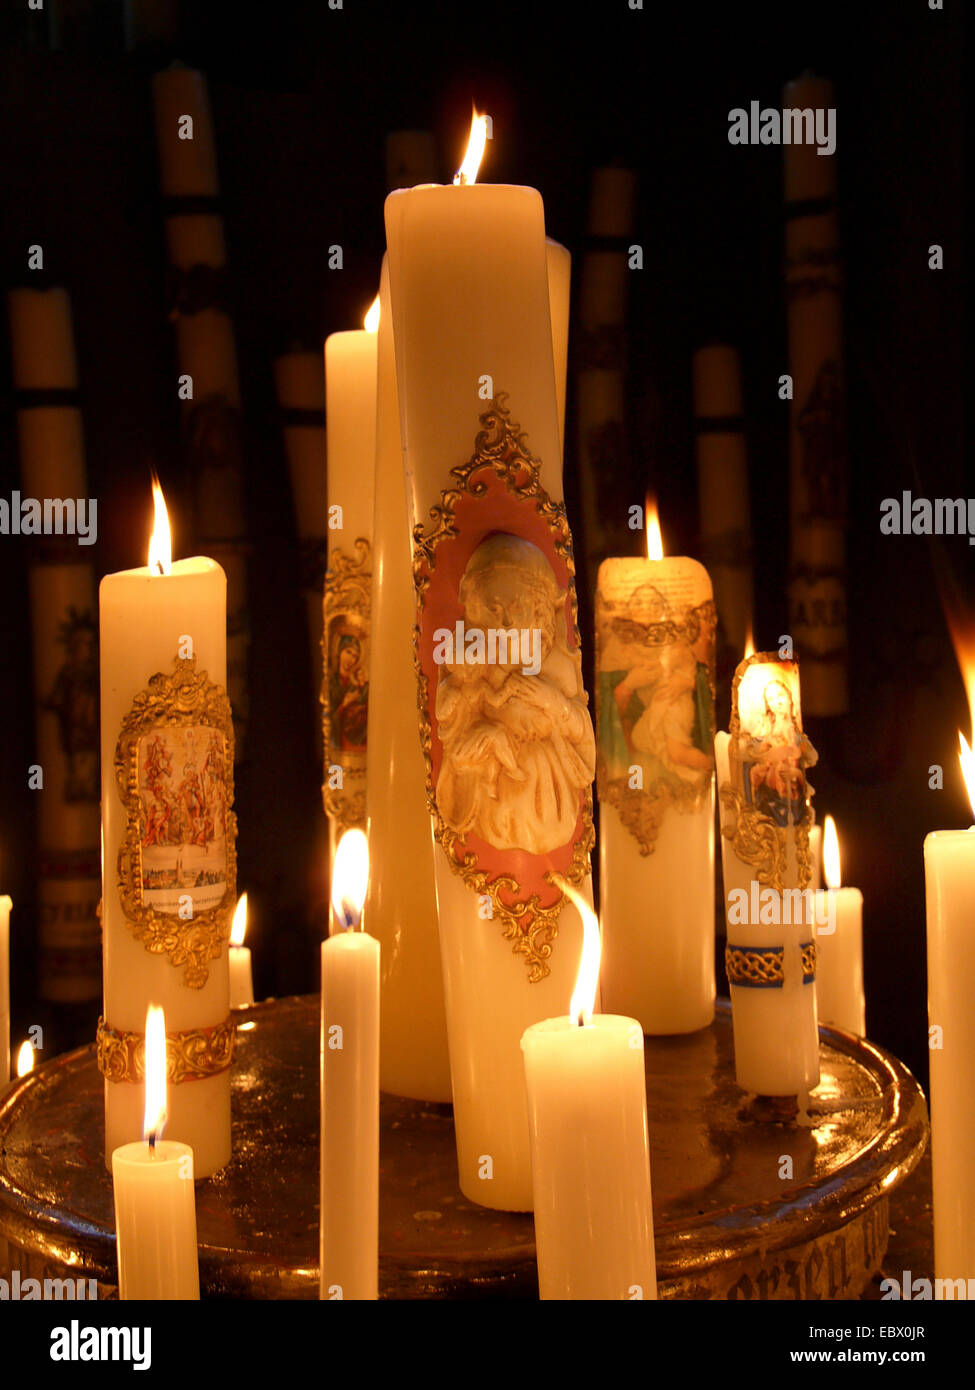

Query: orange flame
left=645, top=495, right=664, bottom=561
left=744, top=624, right=755, bottom=660
left=331, top=829, right=370, bottom=931
left=147, top=477, right=172, bottom=576
left=943, top=614, right=975, bottom=819
left=363, top=295, right=380, bottom=333
left=823, top=814, right=841, bottom=890
left=454, top=108, right=488, bottom=185
left=553, top=877, right=600, bottom=1025
left=143, top=1004, right=167, bottom=1147
left=16, top=1040, right=34, bottom=1077
left=231, top=893, right=248, bottom=947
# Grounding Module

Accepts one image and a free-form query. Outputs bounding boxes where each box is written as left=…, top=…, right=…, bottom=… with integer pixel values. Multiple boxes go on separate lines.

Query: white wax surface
left=522, top=1014, right=657, bottom=1300
left=112, top=1139, right=200, bottom=1300
left=814, top=887, right=864, bottom=1034
left=228, top=945, right=254, bottom=1009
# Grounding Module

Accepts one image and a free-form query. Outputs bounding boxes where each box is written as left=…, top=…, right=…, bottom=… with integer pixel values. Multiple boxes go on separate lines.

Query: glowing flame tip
left=959, top=730, right=975, bottom=822
left=363, top=295, right=380, bottom=333
left=823, top=814, right=841, bottom=890
left=16, top=1040, right=34, bottom=1077
left=553, top=877, right=600, bottom=1024
left=645, top=496, right=663, bottom=561
left=454, top=109, right=488, bottom=186
left=143, top=1004, right=168, bottom=1146
left=331, top=829, right=370, bottom=931
left=147, top=477, right=172, bottom=576
left=231, top=893, right=248, bottom=947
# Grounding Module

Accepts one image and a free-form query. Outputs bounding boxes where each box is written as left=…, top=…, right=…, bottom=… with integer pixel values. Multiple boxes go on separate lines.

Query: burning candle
left=228, top=894, right=254, bottom=1009
left=16, top=1040, right=34, bottom=1078
left=814, top=815, right=864, bottom=1034
left=0, top=895, right=9, bottom=1086
left=320, top=829, right=380, bottom=1300
left=596, top=499, right=716, bottom=1034
left=385, top=111, right=594, bottom=1212
left=522, top=882, right=657, bottom=1300
left=924, top=698, right=975, bottom=1290
left=111, top=1005, right=200, bottom=1300
left=100, top=481, right=235, bottom=1178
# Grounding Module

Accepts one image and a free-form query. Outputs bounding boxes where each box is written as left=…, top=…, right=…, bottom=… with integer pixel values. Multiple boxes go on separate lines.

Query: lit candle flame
left=16, top=1041, right=34, bottom=1077
left=147, top=477, right=172, bottom=576
left=553, top=876, right=600, bottom=1025
left=942, top=613, right=975, bottom=819
left=363, top=295, right=381, bottom=334
left=230, top=892, right=248, bottom=947
left=744, top=625, right=755, bottom=660
left=959, top=732, right=975, bottom=823
left=143, top=1004, right=168, bottom=1150
left=453, top=108, right=488, bottom=186
left=823, top=814, right=841, bottom=890
left=645, top=496, right=663, bottom=561
left=331, top=829, right=370, bottom=931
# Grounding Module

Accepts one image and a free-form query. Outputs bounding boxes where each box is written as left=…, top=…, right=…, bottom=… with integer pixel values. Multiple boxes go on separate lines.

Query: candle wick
left=148, top=1131, right=156, bottom=1157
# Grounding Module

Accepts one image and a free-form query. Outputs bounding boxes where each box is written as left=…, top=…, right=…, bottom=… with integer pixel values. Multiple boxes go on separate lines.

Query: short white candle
left=320, top=830, right=380, bottom=1301
left=923, top=730, right=975, bottom=1290
left=111, top=1005, right=200, bottom=1300
left=228, top=893, right=254, bottom=1009
left=814, top=815, right=864, bottom=1034
left=522, top=884, right=657, bottom=1300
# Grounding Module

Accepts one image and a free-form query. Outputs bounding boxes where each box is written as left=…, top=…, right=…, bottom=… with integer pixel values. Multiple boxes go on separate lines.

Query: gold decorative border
left=411, top=394, right=594, bottom=982
left=726, top=945, right=785, bottom=988
left=600, top=754, right=710, bottom=858
left=720, top=651, right=816, bottom=892
left=96, top=1014, right=235, bottom=1084
left=321, top=537, right=371, bottom=830
left=801, top=940, right=817, bottom=983
left=115, top=655, right=237, bottom=989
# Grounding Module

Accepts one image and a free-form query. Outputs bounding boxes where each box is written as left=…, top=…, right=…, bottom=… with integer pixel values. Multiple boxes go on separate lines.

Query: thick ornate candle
left=322, top=299, right=379, bottom=863
left=7, top=286, right=101, bottom=1004
left=783, top=73, right=848, bottom=716
left=522, top=884, right=656, bottom=1300
left=112, top=1005, right=200, bottom=1300
left=923, top=730, right=975, bottom=1290
left=596, top=503, right=716, bottom=1033
left=715, top=653, right=820, bottom=1096
left=385, top=115, right=595, bottom=1210
left=320, top=830, right=379, bottom=1300
left=99, top=484, right=235, bottom=1178
left=0, top=896, right=10, bottom=1085
left=228, top=894, right=254, bottom=1009
left=814, top=815, right=864, bottom=1034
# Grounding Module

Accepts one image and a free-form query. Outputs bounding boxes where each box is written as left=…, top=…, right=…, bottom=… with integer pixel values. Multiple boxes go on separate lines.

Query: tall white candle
left=385, top=118, right=595, bottom=1212
left=522, top=885, right=656, bottom=1300
left=111, top=1005, right=200, bottom=1300
left=715, top=653, right=820, bottom=1096
left=814, top=815, right=864, bottom=1034
left=597, top=505, right=716, bottom=1033
left=923, top=731, right=975, bottom=1290
left=0, top=896, right=10, bottom=1086
left=100, top=484, right=234, bottom=1177
left=320, top=830, right=380, bottom=1300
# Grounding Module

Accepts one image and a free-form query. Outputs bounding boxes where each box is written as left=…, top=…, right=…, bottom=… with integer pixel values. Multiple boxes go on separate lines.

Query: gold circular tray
left=0, top=995, right=927, bottom=1298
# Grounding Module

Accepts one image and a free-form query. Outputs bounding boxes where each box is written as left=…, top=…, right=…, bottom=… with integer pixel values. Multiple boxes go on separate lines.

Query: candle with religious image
left=99, top=483, right=235, bottom=1177
left=385, top=113, right=595, bottom=1211
left=715, top=652, right=820, bottom=1096
left=597, top=501, right=716, bottom=1034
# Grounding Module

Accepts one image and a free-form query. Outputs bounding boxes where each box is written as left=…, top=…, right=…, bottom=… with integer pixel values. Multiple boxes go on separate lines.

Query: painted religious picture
left=595, top=558, right=716, bottom=851
left=326, top=617, right=369, bottom=760
left=137, top=725, right=230, bottom=913
left=733, top=657, right=816, bottom=829
left=42, top=606, right=99, bottom=803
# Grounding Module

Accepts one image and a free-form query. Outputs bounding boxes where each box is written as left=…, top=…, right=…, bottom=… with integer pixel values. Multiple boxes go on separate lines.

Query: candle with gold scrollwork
left=715, top=652, right=820, bottom=1098
left=99, top=483, right=235, bottom=1178
left=385, top=114, right=595, bottom=1211
left=322, top=299, right=379, bottom=875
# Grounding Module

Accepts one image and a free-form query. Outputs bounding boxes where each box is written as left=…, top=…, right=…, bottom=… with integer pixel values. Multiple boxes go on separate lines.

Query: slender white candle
left=0, top=896, right=10, bottom=1086
left=924, top=730, right=975, bottom=1291
left=112, top=1005, right=200, bottom=1300
left=228, top=893, right=254, bottom=1009
left=320, top=830, right=380, bottom=1300
left=522, top=883, right=656, bottom=1300
left=814, top=815, right=864, bottom=1034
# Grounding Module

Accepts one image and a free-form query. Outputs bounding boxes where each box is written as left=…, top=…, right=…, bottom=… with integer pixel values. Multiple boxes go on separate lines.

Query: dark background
left=0, top=0, right=964, bottom=1089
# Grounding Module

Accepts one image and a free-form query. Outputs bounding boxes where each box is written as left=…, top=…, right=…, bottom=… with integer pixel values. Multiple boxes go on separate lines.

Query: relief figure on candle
left=435, top=534, right=594, bottom=856
left=41, top=606, right=99, bottom=802
left=736, top=664, right=817, bottom=829
left=137, top=725, right=229, bottom=913
left=327, top=624, right=369, bottom=754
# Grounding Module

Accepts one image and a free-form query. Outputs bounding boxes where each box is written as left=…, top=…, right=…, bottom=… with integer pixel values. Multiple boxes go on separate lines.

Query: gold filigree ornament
left=96, top=1014, right=235, bottom=1084
left=321, top=537, right=371, bottom=830
left=725, top=945, right=785, bottom=988
left=720, top=651, right=816, bottom=892
left=411, top=394, right=595, bottom=983
left=115, top=655, right=237, bottom=988
left=599, top=753, right=709, bottom=858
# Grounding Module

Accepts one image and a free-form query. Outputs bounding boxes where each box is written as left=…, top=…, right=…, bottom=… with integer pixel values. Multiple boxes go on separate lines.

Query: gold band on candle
left=114, top=655, right=236, bottom=988
left=725, top=945, right=785, bottom=988
left=96, top=1014, right=235, bottom=1084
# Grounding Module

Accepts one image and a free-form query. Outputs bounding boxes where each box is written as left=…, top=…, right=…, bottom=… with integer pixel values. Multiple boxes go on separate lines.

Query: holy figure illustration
left=739, top=675, right=817, bottom=828
left=434, top=534, right=595, bottom=855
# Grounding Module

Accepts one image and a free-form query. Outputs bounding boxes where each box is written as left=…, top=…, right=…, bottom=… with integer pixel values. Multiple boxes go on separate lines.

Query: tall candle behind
left=597, top=504, right=716, bottom=1034
left=924, top=727, right=975, bottom=1290
left=100, top=485, right=234, bottom=1177
left=320, top=830, right=380, bottom=1300
left=0, top=896, right=10, bottom=1085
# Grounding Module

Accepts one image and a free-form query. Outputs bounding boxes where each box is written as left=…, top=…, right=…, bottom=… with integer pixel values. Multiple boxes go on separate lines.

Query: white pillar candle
left=323, top=307, right=379, bottom=862
left=813, top=815, right=864, bottom=1034
left=320, top=830, right=379, bottom=1301
left=228, top=893, right=254, bottom=1009
left=111, top=1005, right=200, bottom=1300
left=923, top=733, right=975, bottom=1289
left=522, top=885, right=656, bottom=1300
left=100, top=485, right=234, bottom=1177
left=0, top=896, right=10, bottom=1086
left=596, top=507, right=716, bottom=1033
left=385, top=117, right=595, bottom=1211
left=715, top=653, right=820, bottom=1096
